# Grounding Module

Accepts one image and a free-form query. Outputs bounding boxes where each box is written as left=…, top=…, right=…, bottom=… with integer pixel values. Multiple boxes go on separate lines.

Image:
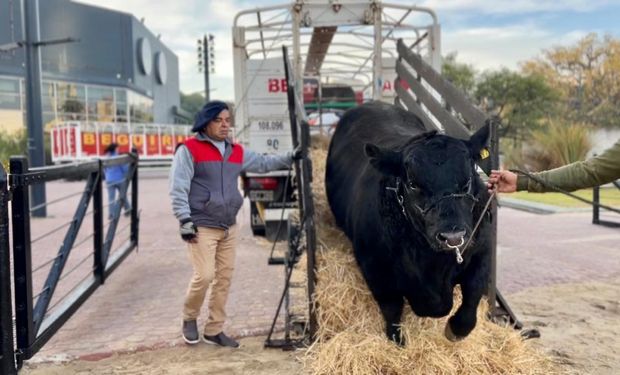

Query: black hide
left=325, top=101, right=492, bottom=344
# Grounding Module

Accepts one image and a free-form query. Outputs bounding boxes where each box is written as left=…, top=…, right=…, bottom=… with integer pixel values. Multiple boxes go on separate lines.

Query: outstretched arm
left=242, top=148, right=294, bottom=173
left=488, top=139, right=620, bottom=193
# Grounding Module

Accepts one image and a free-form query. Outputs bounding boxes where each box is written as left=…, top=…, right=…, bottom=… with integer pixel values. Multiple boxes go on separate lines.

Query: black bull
left=325, top=101, right=492, bottom=344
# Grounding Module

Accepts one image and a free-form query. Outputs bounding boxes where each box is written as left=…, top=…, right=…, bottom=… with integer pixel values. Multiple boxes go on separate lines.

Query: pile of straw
left=301, top=136, right=559, bottom=374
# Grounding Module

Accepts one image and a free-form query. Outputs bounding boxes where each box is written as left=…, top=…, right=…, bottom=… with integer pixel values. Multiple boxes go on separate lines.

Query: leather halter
left=386, top=177, right=489, bottom=264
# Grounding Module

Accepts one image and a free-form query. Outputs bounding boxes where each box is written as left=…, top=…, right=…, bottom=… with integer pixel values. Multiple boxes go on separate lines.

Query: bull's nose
left=437, top=230, right=466, bottom=247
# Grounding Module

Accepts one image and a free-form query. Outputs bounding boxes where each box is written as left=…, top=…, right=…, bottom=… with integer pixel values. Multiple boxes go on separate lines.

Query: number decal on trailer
left=266, top=138, right=280, bottom=150
left=257, top=120, right=284, bottom=131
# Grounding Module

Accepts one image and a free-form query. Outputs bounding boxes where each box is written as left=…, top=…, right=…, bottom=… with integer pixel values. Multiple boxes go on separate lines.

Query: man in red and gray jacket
left=169, top=100, right=299, bottom=347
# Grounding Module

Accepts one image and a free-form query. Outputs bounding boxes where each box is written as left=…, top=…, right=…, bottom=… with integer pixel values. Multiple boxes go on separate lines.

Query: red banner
left=52, top=124, right=191, bottom=160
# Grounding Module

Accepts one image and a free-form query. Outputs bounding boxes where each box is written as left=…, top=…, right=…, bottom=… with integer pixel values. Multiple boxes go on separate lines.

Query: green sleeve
left=516, top=138, right=620, bottom=193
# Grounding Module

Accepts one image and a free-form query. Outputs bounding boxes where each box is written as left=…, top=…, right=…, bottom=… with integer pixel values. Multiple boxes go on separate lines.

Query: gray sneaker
left=182, top=320, right=200, bottom=345
left=203, top=332, right=239, bottom=348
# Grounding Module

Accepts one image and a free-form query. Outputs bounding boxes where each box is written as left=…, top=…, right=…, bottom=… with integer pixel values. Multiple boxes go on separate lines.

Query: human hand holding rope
left=487, top=170, right=518, bottom=194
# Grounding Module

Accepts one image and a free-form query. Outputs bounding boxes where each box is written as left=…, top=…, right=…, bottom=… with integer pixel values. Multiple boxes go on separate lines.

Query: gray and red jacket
left=169, top=133, right=293, bottom=229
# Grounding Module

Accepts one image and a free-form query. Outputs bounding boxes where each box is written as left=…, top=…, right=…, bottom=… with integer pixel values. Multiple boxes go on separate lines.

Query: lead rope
left=451, top=190, right=496, bottom=264
left=386, top=180, right=496, bottom=264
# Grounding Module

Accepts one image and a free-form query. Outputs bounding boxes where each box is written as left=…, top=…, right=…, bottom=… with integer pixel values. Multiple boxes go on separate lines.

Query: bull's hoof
left=444, top=323, right=465, bottom=342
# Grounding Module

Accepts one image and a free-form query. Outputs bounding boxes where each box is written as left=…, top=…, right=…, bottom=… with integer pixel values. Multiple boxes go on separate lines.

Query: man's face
left=205, top=109, right=231, bottom=141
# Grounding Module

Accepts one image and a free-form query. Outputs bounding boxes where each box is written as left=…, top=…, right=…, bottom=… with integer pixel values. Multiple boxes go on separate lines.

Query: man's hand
left=487, top=170, right=518, bottom=193
left=179, top=219, right=198, bottom=243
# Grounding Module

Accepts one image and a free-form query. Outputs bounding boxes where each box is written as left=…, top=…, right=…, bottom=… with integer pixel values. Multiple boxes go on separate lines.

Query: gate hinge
left=9, top=172, right=46, bottom=188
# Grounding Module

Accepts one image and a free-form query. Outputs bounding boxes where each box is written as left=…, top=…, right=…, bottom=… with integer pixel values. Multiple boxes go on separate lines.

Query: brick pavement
left=30, top=170, right=287, bottom=361
left=22, top=170, right=620, bottom=362
left=496, top=206, right=620, bottom=294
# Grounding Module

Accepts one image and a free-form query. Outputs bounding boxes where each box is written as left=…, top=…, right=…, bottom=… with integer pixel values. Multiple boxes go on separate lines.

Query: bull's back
left=325, top=101, right=426, bottom=234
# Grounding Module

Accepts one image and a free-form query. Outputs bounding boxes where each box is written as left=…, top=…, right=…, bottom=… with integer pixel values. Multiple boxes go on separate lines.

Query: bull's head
left=364, top=125, right=490, bottom=252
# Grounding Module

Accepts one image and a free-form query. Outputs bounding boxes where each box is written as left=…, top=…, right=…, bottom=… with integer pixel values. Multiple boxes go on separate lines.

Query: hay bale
left=302, top=147, right=561, bottom=374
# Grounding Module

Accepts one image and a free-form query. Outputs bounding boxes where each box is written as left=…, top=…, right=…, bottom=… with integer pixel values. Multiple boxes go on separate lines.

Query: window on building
left=56, top=82, right=86, bottom=121
left=41, top=82, right=57, bottom=129
left=86, top=86, right=114, bottom=122
left=128, top=91, right=153, bottom=123
left=0, top=77, right=21, bottom=110
left=114, top=88, right=128, bottom=123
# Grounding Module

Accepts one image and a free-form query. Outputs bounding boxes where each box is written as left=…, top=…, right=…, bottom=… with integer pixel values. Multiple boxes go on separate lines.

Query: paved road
left=22, top=170, right=620, bottom=361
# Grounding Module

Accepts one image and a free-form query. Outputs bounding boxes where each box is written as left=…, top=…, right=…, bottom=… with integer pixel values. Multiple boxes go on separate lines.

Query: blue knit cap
left=192, top=100, right=229, bottom=132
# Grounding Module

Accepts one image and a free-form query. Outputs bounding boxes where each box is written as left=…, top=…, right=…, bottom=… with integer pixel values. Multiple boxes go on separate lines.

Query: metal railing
left=0, top=153, right=139, bottom=372
left=593, top=181, right=620, bottom=228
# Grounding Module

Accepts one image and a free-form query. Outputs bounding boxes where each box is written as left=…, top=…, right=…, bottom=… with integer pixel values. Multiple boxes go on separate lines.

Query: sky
left=77, top=0, right=620, bottom=101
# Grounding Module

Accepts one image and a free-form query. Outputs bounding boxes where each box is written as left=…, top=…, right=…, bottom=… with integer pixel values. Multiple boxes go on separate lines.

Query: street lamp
left=197, top=34, right=216, bottom=101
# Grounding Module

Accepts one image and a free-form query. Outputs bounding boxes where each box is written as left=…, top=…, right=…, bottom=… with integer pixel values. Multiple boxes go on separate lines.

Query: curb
left=498, top=197, right=592, bottom=215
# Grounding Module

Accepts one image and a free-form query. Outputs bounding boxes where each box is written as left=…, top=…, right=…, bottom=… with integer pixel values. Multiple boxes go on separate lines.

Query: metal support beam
left=304, top=27, right=337, bottom=75
left=130, top=154, right=139, bottom=245
left=487, top=119, right=499, bottom=309
left=372, top=3, right=383, bottom=100
left=93, top=163, right=104, bottom=283
left=10, top=157, right=35, bottom=366
left=23, top=0, right=47, bottom=217
left=0, top=164, right=16, bottom=374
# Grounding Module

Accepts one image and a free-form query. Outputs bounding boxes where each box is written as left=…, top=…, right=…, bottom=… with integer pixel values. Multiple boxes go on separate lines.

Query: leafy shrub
left=0, top=130, right=27, bottom=171
left=511, top=119, right=592, bottom=171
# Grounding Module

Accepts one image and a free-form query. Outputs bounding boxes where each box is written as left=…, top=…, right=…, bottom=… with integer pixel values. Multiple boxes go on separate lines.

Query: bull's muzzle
left=436, top=230, right=466, bottom=248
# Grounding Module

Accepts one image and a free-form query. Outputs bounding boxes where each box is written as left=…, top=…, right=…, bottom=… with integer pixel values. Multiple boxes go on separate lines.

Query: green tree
left=521, top=33, right=620, bottom=128
left=474, top=69, right=559, bottom=141
left=442, top=52, right=476, bottom=98
left=180, top=92, right=206, bottom=120
left=0, top=130, right=27, bottom=170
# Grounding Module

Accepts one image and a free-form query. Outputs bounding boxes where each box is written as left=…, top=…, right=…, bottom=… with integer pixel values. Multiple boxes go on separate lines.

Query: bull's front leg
left=445, top=255, right=489, bottom=341
left=375, top=293, right=405, bottom=346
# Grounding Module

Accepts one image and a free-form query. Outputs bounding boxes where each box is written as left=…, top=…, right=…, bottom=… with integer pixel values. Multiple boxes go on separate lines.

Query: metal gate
left=593, top=182, right=620, bottom=228
left=0, top=153, right=139, bottom=373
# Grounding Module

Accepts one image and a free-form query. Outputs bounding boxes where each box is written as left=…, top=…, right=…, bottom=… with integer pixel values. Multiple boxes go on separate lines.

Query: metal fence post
left=592, top=185, right=600, bottom=224
left=93, top=160, right=104, bottom=282
left=130, top=154, right=139, bottom=246
left=10, top=156, right=35, bottom=365
left=0, top=164, right=17, bottom=374
left=487, top=119, right=499, bottom=309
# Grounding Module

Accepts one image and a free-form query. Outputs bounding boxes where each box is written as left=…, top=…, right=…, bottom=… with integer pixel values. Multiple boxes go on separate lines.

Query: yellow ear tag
left=480, top=148, right=490, bottom=159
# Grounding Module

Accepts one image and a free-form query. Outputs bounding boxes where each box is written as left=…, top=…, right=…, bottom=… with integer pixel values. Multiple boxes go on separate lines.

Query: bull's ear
left=468, top=123, right=490, bottom=161
left=364, top=143, right=402, bottom=176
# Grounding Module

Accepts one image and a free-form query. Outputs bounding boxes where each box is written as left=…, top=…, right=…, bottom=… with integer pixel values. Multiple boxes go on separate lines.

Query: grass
left=503, top=186, right=620, bottom=208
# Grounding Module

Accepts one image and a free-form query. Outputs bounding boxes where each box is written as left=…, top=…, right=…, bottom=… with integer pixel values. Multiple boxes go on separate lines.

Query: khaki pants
left=183, top=225, right=237, bottom=336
